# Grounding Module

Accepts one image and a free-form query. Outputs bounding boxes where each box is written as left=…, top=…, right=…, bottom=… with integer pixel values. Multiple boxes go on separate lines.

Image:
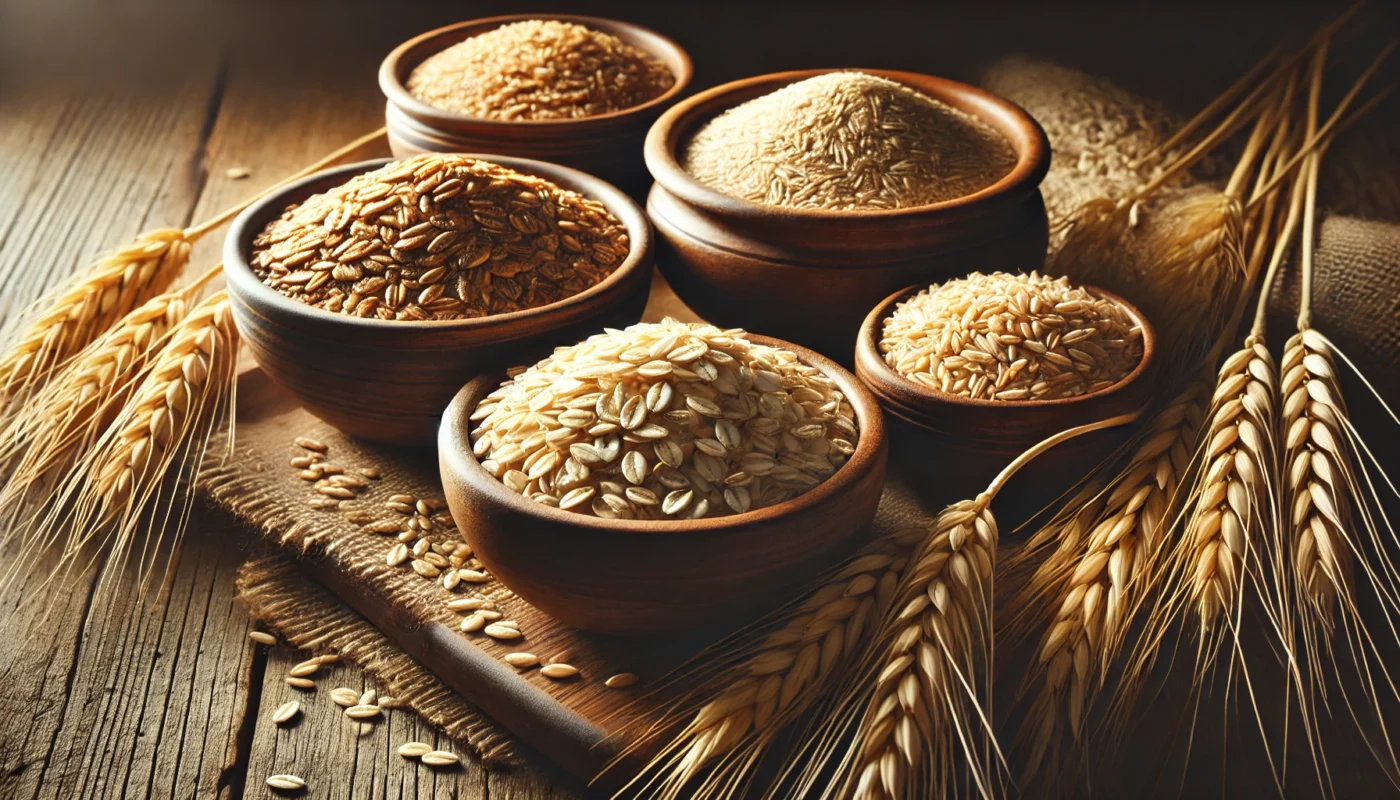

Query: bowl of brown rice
left=644, top=68, right=1051, bottom=360
left=437, top=320, right=888, bottom=634
left=854, top=273, right=1156, bottom=502
left=223, top=154, right=654, bottom=445
left=380, top=14, right=692, bottom=196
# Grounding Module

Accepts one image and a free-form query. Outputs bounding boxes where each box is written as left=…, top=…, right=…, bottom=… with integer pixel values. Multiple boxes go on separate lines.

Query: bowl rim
left=439, top=332, right=888, bottom=535
left=379, top=13, right=694, bottom=130
left=223, top=155, right=654, bottom=333
left=855, top=280, right=1157, bottom=411
left=644, top=67, right=1051, bottom=223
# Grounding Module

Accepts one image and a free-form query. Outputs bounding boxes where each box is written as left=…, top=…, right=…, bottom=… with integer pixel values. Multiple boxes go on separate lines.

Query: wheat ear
left=764, top=414, right=1136, bottom=800
left=0, top=128, right=384, bottom=414
left=0, top=229, right=192, bottom=407
left=1017, top=376, right=1210, bottom=778
left=849, top=497, right=999, bottom=800
left=606, top=528, right=920, bottom=800
left=38, top=291, right=238, bottom=598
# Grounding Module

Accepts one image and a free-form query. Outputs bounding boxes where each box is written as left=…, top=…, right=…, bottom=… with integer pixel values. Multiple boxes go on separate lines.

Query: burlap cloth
left=225, top=57, right=1400, bottom=774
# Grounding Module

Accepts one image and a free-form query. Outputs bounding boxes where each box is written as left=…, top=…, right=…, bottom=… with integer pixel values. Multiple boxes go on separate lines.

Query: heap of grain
left=880, top=271, right=1143, bottom=401
left=470, top=318, right=859, bottom=520
left=682, top=71, right=1017, bottom=211
left=405, top=20, right=675, bottom=120
left=249, top=154, right=629, bottom=320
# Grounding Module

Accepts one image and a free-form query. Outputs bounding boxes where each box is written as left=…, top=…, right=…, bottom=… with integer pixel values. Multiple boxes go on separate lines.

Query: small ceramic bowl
left=437, top=336, right=889, bottom=635
left=644, top=68, right=1051, bottom=361
left=380, top=14, right=693, bottom=197
left=854, top=283, right=1156, bottom=506
left=224, top=156, right=653, bottom=446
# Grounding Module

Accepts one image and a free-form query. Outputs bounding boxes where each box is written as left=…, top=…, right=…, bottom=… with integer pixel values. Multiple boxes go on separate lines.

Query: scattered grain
left=266, top=774, right=306, bottom=791
left=484, top=623, right=522, bottom=640
left=285, top=676, right=315, bottom=690
left=287, top=660, right=320, bottom=678
left=330, top=687, right=360, bottom=707
left=272, top=701, right=301, bottom=725
left=248, top=631, right=277, bottom=646
left=345, top=704, right=382, bottom=720
left=504, top=652, right=540, bottom=668
left=421, top=750, right=460, bottom=767
left=605, top=672, right=639, bottom=689
left=541, top=663, right=578, bottom=679
left=398, top=742, right=433, bottom=758
left=295, top=437, right=327, bottom=452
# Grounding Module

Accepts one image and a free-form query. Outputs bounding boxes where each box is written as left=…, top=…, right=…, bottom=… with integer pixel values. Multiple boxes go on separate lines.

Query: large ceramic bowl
left=224, top=156, right=653, bottom=445
left=381, top=14, right=692, bottom=197
left=644, top=68, right=1051, bottom=360
left=438, top=335, right=889, bottom=635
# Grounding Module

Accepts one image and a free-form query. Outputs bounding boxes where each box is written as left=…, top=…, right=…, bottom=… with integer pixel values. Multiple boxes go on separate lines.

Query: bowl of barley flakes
left=380, top=14, right=692, bottom=195
left=223, top=154, right=653, bottom=445
left=438, top=320, right=888, bottom=634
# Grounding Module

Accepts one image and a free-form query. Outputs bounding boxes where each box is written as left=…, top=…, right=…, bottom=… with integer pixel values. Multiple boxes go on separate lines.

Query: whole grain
left=879, top=271, right=1143, bottom=401
left=251, top=154, right=629, bottom=320
left=405, top=20, right=674, bottom=120
left=683, top=72, right=1016, bottom=211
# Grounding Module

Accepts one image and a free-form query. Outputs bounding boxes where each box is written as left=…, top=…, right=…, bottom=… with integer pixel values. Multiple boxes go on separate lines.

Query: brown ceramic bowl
left=438, top=336, right=889, bottom=635
left=223, top=156, right=653, bottom=446
left=854, top=283, right=1156, bottom=508
left=644, top=68, right=1051, bottom=362
left=380, top=14, right=693, bottom=197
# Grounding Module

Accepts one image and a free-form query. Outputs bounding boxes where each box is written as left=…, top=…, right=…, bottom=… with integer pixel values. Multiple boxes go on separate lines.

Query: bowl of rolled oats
left=854, top=273, right=1155, bottom=499
left=381, top=14, right=692, bottom=195
left=224, top=154, right=653, bottom=445
left=437, top=318, right=888, bottom=634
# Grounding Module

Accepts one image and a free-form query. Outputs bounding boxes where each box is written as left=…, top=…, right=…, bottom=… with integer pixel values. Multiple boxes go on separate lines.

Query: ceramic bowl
left=853, top=282, right=1156, bottom=505
left=223, top=156, right=653, bottom=445
left=380, top=14, right=693, bottom=197
left=644, top=68, right=1051, bottom=361
left=437, top=335, right=888, bottom=635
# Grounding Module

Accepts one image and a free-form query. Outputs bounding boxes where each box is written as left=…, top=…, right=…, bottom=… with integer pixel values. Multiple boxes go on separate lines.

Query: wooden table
left=0, top=2, right=1388, bottom=798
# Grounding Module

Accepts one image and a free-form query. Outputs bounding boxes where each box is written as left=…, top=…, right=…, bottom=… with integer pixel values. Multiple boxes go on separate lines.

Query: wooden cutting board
left=201, top=274, right=958, bottom=787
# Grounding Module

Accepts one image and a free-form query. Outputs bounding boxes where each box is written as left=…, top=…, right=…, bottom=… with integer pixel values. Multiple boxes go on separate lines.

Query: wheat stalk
left=0, top=229, right=192, bottom=408
left=0, top=272, right=217, bottom=502
left=847, top=497, right=999, bottom=800
left=1016, top=375, right=1210, bottom=778
left=0, top=128, right=384, bottom=418
left=24, top=291, right=240, bottom=598
left=606, top=529, right=921, bottom=800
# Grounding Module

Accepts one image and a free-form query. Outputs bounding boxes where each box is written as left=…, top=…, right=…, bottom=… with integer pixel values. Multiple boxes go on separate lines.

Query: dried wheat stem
left=848, top=498, right=998, bottom=800
left=0, top=229, right=192, bottom=406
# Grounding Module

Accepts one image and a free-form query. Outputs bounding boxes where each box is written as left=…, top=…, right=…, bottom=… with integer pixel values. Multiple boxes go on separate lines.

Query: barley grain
left=249, top=631, right=277, bottom=646
left=406, top=20, right=674, bottom=121
left=421, top=750, right=460, bottom=767
left=398, top=742, right=432, bottom=758
left=345, top=704, right=381, bottom=720
left=266, top=774, right=306, bottom=791
left=541, top=663, right=578, bottom=679
left=683, top=72, right=1015, bottom=211
left=605, top=672, right=639, bottom=688
left=330, top=687, right=359, bottom=707
left=250, top=155, right=628, bottom=320
left=504, top=652, right=539, bottom=668
left=285, top=677, right=315, bottom=690
left=272, top=701, right=301, bottom=725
